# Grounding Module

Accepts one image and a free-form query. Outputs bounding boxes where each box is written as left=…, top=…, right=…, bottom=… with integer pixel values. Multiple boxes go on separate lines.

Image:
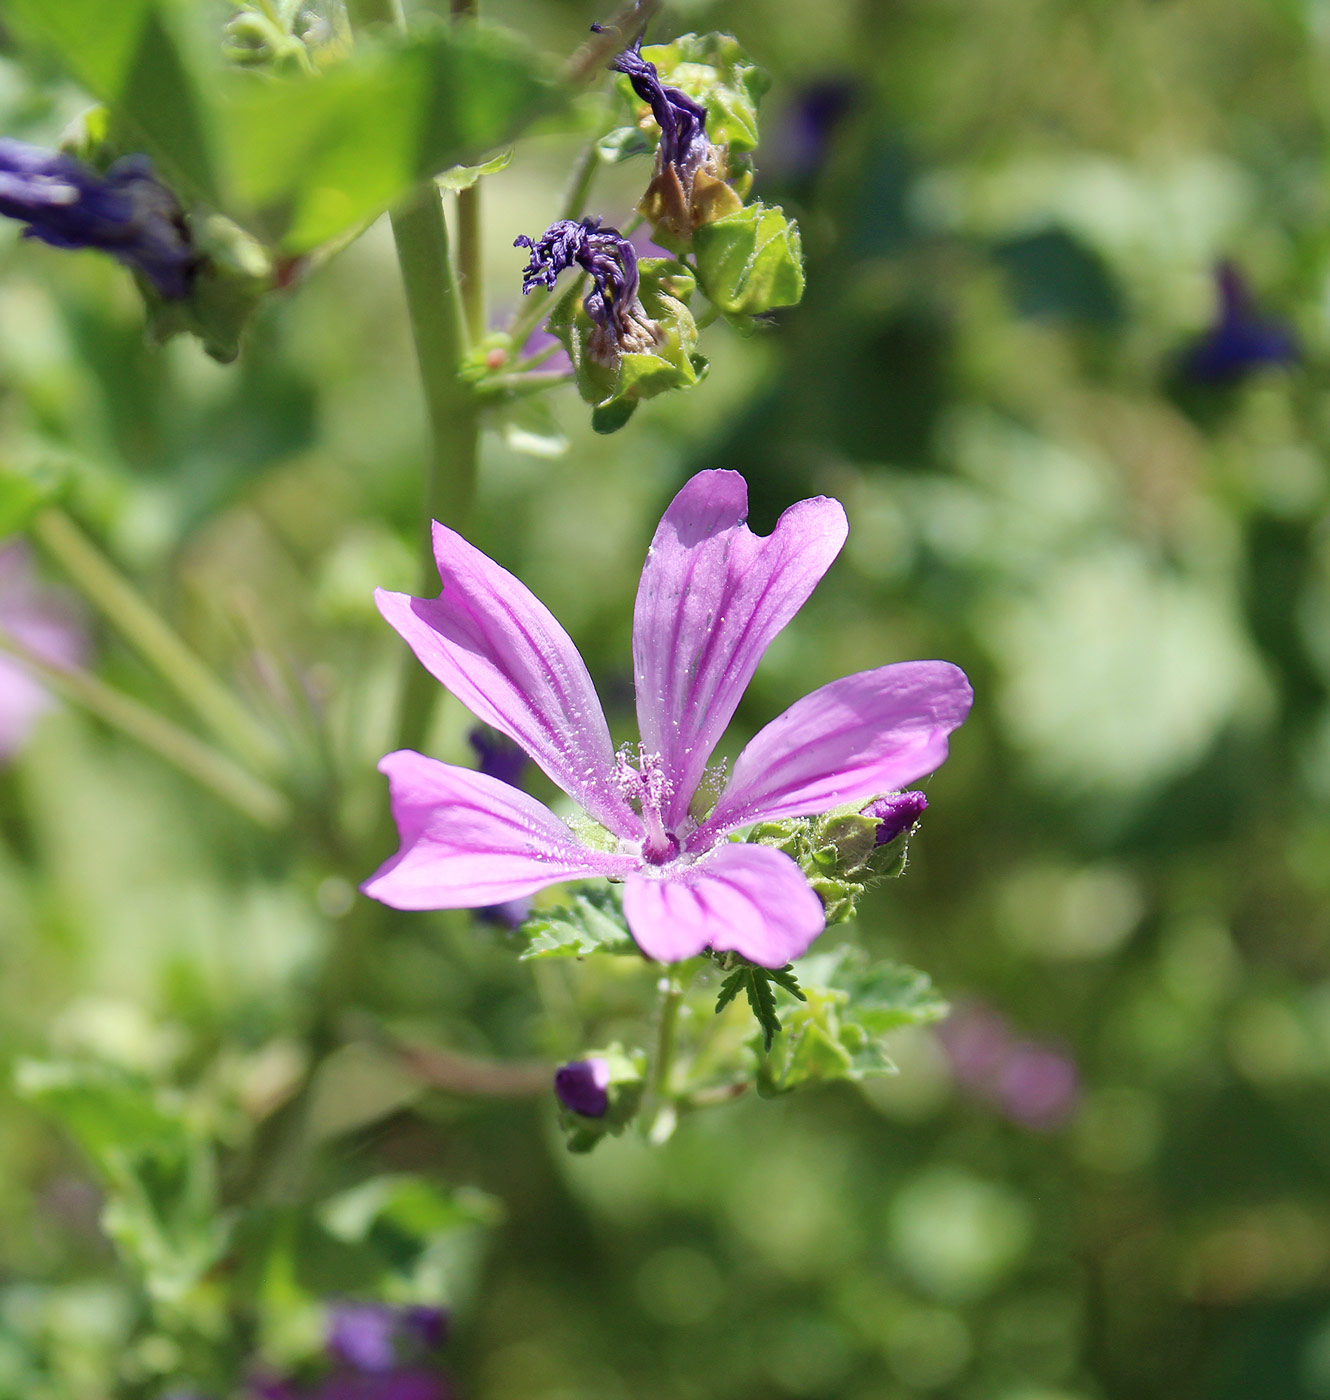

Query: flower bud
left=554, top=1058, right=611, bottom=1117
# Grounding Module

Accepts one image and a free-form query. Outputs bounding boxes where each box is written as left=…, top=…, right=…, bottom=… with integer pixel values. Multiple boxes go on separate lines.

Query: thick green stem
left=386, top=189, right=479, bottom=754
left=31, top=508, right=281, bottom=776
left=0, top=630, right=289, bottom=829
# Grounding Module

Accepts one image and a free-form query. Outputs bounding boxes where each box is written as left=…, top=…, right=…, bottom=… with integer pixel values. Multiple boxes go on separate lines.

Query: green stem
left=31, top=508, right=282, bottom=776
left=0, top=630, right=289, bottom=829
left=643, top=973, right=684, bottom=1144
left=348, top=0, right=479, bottom=759
left=452, top=0, right=485, bottom=346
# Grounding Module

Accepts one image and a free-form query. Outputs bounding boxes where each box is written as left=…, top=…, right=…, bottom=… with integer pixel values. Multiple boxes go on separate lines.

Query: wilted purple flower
left=863, top=790, right=928, bottom=846
left=0, top=540, right=87, bottom=761
left=554, top=1058, right=610, bottom=1117
left=514, top=216, right=661, bottom=366
left=0, top=140, right=194, bottom=298
left=1183, top=262, right=1297, bottom=384
left=362, top=470, right=972, bottom=967
left=594, top=31, right=737, bottom=239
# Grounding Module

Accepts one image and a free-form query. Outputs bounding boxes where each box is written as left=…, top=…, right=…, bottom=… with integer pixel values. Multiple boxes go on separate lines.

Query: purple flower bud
left=467, top=725, right=527, bottom=788
left=0, top=140, right=195, bottom=298
left=554, top=1058, right=610, bottom=1117
left=513, top=217, right=660, bottom=364
left=1183, top=262, right=1298, bottom=384
left=862, top=790, right=928, bottom=846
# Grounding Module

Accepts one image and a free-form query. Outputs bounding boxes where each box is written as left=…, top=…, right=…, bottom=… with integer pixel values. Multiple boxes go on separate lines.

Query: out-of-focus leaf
left=694, top=201, right=804, bottom=315
left=435, top=147, right=513, bottom=192
left=5, top=2, right=562, bottom=251
left=0, top=462, right=67, bottom=536
left=519, top=887, right=637, bottom=959
left=15, top=1061, right=228, bottom=1301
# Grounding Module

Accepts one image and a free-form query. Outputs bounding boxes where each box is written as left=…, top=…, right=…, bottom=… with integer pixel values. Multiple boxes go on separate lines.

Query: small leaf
left=435, top=147, right=513, bottom=192
left=694, top=202, right=805, bottom=316
left=714, top=969, right=746, bottom=1014
left=591, top=398, right=638, bottom=435
left=518, top=887, right=637, bottom=959
left=596, top=125, right=655, bottom=164
left=743, top=968, right=781, bottom=1051
left=0, top=460, right=67, bottom=536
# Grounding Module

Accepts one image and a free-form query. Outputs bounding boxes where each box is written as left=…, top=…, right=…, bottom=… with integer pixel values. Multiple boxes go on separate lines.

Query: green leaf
left=630, top=33, right=771, bottom=153
left=435, top=147, right=513, bottom=192
left=0, top=460, right=67, bottom=536
left=15, top=1061, right=227, bottom=1301
left=755, top=949, right=948, bottom=1095
left=498, top=396, right=569, bottom=458
left=694, top=202, right=805, bottom=316
left=591, top=398, right=638, bottom=435
left=518, top=887, right=637, bottom=959
left=6, top=3, right=562, bottom=251
left=596, top=125, right=655, bottom=164
left=711, top=958, right=804, bottom=1051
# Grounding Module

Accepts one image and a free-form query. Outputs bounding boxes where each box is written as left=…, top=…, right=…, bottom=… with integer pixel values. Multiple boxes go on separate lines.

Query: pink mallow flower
left=361, top=470, right=972, bottom=967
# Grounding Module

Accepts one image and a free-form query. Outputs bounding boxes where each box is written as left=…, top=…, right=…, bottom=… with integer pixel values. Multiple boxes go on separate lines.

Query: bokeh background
left=3, top=0, right=1330, bottom=1396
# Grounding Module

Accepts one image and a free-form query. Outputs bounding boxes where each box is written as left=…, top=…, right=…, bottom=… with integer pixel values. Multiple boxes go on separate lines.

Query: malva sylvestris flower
left=362, top=470, right=972, bottom=968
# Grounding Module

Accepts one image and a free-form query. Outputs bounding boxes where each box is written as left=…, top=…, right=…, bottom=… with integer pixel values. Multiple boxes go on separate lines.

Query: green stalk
left=31, top=508, right=282, bottom=776
left=0, top=630, right=289, bottom=829
left=643, top=973, right=684, bottom=1144
left=347, top=0, right=479, bottom=756
left=453, top=0, right=485, bottom=346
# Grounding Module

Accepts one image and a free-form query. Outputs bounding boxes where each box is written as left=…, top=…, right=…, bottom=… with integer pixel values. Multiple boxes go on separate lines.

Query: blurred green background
left=4, top=0, right=1330, bottom=1397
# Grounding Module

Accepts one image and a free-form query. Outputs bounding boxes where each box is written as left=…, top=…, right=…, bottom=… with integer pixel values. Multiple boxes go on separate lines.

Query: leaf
left=16, top=1061, right=228, bottom=1301
left=6, top=2, right=563, bottom=251
left=711, top=959, right=804, bottom=1051
left=596, top=125, right=655, bottom=164
left=694, top=202, right=805, bottom=316
left=499, top=396, right=570, bottom=458
left=755, top=949, right=948, bottom=1095
left=518, top=887, right=637, bottom=959
left=0, top=460, right=67, bottom=536
left=435, top=147, right=513, bottom=192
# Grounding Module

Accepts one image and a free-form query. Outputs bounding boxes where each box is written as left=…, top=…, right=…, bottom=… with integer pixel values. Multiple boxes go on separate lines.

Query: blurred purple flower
left=327, top=1303, right=448, bottom=1373
left=863, top=790, right=928, bottom=846
left=1183, top=262, right=1298, bottom=384
left=362, top=470, right=972, bottom=968
left=554, top=1058, right=610, bottom=1117
left=0, top=540, right=87, bottom=761
left=998, top=1041, right=1079, bottom=1130
left=937, top=999, right=1079, bottom=1131
left=513, top=217, right=661, bottom=365
left=763, top=78, right=857, bottom=187
left=319, top=1370, right=451, bottom=1400
left=0, top=139, right=194, bottom=298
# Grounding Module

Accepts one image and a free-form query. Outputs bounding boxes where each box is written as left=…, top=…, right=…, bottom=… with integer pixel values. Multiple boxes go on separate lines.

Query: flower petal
left=633, top=470, right=848, bottom=829
left=362, top=750, right=637, bottom=910
left=696, top=661, right=973, bottom=838
left=376, top=522, right=636, bottom=837
left=622, top=842, right=825, bottom=968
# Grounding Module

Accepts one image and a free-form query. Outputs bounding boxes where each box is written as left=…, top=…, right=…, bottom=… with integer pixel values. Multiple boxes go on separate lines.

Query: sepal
left=693, top=201, right=804, bottom=316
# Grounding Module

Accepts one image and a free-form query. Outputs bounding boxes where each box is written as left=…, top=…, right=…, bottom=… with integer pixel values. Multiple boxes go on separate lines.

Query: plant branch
left=0, top=630, right=289, bottom=829
left=30, top=508, right=282, bottom=776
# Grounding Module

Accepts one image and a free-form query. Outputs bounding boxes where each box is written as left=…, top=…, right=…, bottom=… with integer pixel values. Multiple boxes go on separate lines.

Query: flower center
left=615, top=745, right=680, bottom=866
